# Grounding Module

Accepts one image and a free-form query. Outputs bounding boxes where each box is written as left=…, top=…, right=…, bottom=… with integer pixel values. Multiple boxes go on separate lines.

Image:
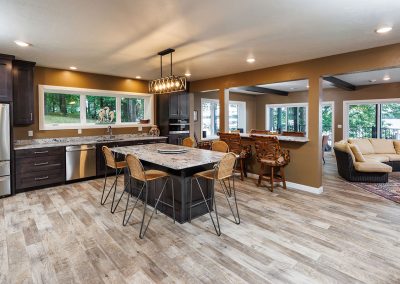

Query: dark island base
left=123, top=162, right=215, bottom=224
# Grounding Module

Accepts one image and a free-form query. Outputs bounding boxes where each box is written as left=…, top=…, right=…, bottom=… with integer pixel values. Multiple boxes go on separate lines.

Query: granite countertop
left=112, top=143, right=225, bottom=170
left=240, top=133, right=309, bottom=143
left=14, top=134, right=168, bottom=150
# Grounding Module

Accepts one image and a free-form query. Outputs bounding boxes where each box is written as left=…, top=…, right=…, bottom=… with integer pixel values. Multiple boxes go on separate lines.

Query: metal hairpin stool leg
left=101, top=166, right=127, bottom=213
left=122, top=175, right=175, bottom=239
left=189, top=174, right=221, bottom=236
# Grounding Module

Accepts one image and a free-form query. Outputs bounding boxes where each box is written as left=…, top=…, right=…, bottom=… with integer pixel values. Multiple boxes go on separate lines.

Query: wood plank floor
left=1, top=156, right=400, bottom=283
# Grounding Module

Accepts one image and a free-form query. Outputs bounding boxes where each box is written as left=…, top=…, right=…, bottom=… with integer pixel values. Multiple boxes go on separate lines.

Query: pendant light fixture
left=149, top=48, right=187, bottom=94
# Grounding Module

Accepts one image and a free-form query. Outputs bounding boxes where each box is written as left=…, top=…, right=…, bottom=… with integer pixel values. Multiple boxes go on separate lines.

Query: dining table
left=112, top=143, right=225, bottom=223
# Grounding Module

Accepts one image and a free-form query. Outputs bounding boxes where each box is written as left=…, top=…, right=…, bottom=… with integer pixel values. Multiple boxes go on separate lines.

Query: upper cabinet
left=169, top=92, right=189, bottom=118
left=0, top=54, right=14, bottom=102
left=13, top=60, right=36, bottom=125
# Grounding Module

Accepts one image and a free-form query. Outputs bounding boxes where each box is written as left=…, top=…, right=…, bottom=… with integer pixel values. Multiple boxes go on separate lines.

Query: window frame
left=265, top=102, right=309, bottom=136
left=200, top=98, right=220, bottom=139
left=343, top=98, right=400, bottom=139
left=228, top=100, right=247, bottom=133
left=38, top=85, right=154, bottom=130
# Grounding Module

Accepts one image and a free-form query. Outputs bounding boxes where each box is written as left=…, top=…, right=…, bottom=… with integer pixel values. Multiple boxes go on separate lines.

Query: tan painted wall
left=190, top=43, right=400, bottom=188
left=14, top=67, right=151, bottom=140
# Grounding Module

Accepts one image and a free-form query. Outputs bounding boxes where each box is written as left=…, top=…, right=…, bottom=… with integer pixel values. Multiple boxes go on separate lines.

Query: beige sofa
left=334, top=139, right=400, bottom=182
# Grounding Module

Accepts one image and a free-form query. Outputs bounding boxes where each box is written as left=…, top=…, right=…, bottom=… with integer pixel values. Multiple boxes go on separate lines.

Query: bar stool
left=189, top=152, right=240, bottom=236
left=100, top=146, right=127, bottom=213
left=252, top=135, right=290, bottom=192
left=182, top=137, right=195, bottom=147
left=219, top=132, right=251, bottom=181
left=120, top=153, right=175, bottom=239
left=211, top=140, right=229, bottom=153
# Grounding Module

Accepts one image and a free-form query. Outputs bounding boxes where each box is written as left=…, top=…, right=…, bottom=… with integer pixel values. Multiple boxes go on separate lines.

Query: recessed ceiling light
left=306, top=85, right=309, bottom=88
left=383, top=76, right=391, bottom=81
left=369, top=79, right=377, bottom=83
left=375, top=26, right=393, bottom=34
left=69, top=66, right=77, bottom=70
left=135, top=76, right=141, bottom=79
left=290, top=87, right=296, bottom=90
left=185, top=73, right=191, bottom=77
left=14, top=40, right=30, bottom=47
left=246, top=58, right=255, bottom=63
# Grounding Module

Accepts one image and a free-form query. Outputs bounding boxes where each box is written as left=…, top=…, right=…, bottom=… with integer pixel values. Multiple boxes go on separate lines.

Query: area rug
left=350, top=173, right=400, bottom=204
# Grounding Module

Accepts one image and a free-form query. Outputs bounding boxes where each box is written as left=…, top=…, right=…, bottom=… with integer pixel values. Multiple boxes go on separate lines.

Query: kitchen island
left=112, top=143, right=224, bottom=223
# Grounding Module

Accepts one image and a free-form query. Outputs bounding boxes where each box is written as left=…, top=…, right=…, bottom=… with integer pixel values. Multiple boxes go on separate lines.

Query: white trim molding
left=246, top=173, right=323, bottom=195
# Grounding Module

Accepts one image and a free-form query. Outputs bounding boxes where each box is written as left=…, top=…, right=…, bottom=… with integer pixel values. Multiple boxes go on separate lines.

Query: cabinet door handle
left=34, top=162, right=49, bottom=166
left=34, top=150, right=48, bottom=154
left=35, top=176, right=49, bottom=181
left=30, top=113, right=33, bottom=120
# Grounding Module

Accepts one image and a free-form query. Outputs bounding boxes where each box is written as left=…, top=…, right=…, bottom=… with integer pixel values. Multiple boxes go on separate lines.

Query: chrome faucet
left=107, top=126, right=113, bottom=138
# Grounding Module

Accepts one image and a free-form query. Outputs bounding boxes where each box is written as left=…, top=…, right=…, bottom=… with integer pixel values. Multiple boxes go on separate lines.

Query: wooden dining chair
left=182, top=137, right=195, bottom=147
left=211, top=140, right=229, bottom=153
left=100, top=146, right=127, bottom=213
left=252, top=135, right=290, bottom=192
left=117, top=153, right=175, bottom=239
left=281, top=131, right=305, bottom=137
left=189, top=152, right=240, bottom=236
left=219, top=132, right=251, bottom=180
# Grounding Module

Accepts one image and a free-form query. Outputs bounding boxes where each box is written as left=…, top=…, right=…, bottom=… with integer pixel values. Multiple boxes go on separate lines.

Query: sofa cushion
left=369, top=139, right=396, bottom=154
left=394, top=140, right=400, bottom=154
left=348, top=139, right=374, bottom=155
left=385, top=154, right=400, bottom=161
left=349, top=144, right=366, bottom=162
left=364, top=154, right=390, bottom=162
left=334, top=140, right=355, bottom=162
left=354, top=162, right=392, bottom=173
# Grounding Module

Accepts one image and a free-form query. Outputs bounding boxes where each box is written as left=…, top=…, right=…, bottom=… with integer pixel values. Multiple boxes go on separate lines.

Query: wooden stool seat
left=113, top=161, right=127, bottom=169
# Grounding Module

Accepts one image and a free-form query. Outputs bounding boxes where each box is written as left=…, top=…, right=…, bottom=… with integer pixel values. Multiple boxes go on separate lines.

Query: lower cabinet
left=168, top=134, right=189, bottom=145
left=15, top=146, right=66, bottom=193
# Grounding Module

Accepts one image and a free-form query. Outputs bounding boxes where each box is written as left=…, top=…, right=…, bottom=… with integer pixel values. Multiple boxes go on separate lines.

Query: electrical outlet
left=337, top=124, right=342, bottom=129
left=138, top=126, right=143, bottom=132
left=28, top=130, right=33, bottom=137
left=78, top=129, right=82, bottom=134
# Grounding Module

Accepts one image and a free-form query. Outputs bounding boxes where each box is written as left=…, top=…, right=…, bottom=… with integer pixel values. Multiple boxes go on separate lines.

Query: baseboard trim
left=245, top=173, right=323, bottom=195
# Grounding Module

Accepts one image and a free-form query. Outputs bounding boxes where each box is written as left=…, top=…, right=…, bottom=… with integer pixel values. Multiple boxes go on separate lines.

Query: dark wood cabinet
left=168, top=133, right=189, bottom=145
left=14, top=146, right=65, bottom=192
left=169, top=92, right=189, bottom=118
left=0, top=54, right=14, bottom=102
left=12, top=60, right=35, bottom=125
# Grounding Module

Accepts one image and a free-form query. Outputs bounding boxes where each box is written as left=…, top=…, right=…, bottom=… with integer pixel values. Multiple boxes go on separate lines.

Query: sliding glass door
left=345, top=100, right=400, bottom=139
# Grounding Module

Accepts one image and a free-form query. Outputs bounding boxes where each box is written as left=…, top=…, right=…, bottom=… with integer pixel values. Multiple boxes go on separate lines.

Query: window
left=39, top=85, right=153, bottom=130
left=201, top=99, right=247, bottom=139
left=321, top=102, right=334, bottom=146
left=86, top=95, right=117, bottom=124
left=266, top=103, right=308, bottom=134
left=344, top=99, right=400, bottom=139
left=121, top=97, right=144, bottom=123
left=228, top=101, right=246, bottom=132
left=44, top=93, right=81, bottom=124
left=201, top=99, right=220, bottom=139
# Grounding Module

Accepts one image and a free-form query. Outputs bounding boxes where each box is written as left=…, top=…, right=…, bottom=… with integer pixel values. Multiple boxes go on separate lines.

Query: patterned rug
left=350, top=173, right=400, bottom=204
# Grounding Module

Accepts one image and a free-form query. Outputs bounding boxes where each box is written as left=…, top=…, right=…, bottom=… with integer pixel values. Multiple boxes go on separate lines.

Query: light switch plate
left=337, top=124, right=342, bottom=129
left=28, top=130, right=33, bottom=137
left=78, top=129, right=82, bottom=134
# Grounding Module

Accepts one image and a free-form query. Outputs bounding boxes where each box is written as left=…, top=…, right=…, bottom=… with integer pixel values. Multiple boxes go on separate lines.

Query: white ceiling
left=1, top=0, right=400, bottom=81
left=336, top=67, right=400, bottom=86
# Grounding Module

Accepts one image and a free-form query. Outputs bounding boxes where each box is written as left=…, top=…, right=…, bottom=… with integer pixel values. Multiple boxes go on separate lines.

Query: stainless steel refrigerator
left=0, top=104, right=11, bottom=197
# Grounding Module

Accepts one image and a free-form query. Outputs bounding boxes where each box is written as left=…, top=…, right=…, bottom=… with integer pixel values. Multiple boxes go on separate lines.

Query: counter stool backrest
left=126, top=154, right=146, bottom=182
left=212, top=140, right=229, bottom=153
left=250, top=129, right=270, bottom=135
left=216, top=152, right=237, bottom=180
left=252, top=135, right=280, bottom=162
left=219, top=132, right=242, bottom=155
left=102, top=146, right=116, bottom=168
left=182, top=137, right=195, bottom=147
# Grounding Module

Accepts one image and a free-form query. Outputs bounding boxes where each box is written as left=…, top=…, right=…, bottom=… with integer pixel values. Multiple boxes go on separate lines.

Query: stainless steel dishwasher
left=65, top=144, right=97, bottom=181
